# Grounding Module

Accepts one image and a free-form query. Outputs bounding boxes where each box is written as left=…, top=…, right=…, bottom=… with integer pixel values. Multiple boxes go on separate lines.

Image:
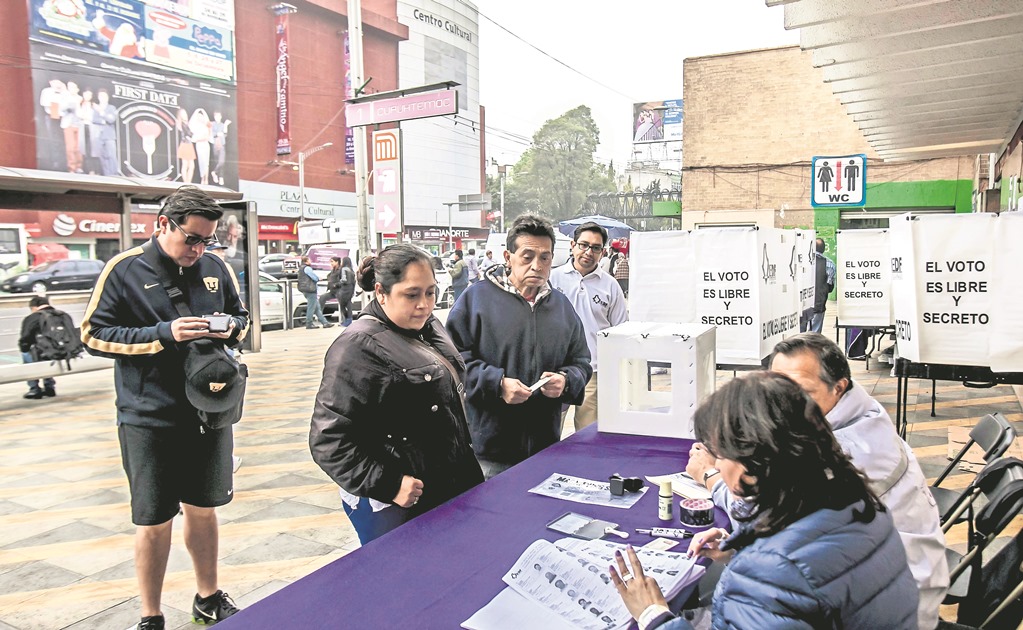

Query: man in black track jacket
left=81, top=186, right=249, bottom=630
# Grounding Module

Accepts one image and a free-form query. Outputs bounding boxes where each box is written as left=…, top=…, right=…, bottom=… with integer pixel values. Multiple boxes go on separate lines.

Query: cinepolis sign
left=52, top=213, right=152, bottom=237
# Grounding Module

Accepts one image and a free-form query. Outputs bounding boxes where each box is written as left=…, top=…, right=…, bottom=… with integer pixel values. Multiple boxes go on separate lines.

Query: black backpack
left=33, top=309, right=84, bottom=368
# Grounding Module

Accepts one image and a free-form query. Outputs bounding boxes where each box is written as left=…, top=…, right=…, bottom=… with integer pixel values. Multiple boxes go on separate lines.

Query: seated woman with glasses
left=611, top=372, right=919, bottom=630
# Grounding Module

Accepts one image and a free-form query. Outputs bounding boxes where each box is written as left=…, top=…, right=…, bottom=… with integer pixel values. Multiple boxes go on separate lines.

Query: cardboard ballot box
left=597, top=322, right=716, bottom=439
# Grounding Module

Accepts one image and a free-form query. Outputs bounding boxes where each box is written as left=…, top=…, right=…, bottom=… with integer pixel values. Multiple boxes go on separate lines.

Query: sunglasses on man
left=167, top=217, right=220, bottom=247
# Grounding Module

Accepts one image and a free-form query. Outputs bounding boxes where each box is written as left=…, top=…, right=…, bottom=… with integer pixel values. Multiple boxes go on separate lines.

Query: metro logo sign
left=373, top=129, right=403, bottom=234
left=374, top=133, right=399, bottom=161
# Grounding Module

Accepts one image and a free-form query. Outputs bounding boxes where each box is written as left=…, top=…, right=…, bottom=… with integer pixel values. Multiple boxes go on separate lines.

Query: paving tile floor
left=0, top=307, right=1019, bottom=629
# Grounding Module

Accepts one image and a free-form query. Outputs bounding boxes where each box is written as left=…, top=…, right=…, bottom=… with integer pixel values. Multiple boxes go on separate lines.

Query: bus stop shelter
left=0, top=168, right=264, bottom=351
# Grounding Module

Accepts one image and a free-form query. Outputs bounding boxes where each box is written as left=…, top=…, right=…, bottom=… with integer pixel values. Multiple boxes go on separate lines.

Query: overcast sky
left=475, top=0, right=800, bottom=168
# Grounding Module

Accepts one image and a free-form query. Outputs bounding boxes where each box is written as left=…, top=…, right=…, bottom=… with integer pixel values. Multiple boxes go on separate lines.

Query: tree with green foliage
left=488, top=106, right=617, bottom=223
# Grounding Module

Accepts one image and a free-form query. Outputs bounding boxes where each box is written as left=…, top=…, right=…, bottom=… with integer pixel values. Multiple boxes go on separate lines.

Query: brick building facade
left=682, top=46, right=974, bottom=254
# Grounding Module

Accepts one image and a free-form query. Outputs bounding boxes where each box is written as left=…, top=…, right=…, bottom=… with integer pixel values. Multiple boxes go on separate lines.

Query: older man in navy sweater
left=447, top=215, right=592, bottom=479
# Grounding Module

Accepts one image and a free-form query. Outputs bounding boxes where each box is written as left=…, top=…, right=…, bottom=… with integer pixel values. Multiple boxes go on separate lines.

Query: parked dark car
left=1, top=259, right=106, bottom=293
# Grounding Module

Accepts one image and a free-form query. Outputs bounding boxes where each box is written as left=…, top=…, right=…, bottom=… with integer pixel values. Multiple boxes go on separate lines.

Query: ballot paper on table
left=645, top=472, right=712, bottom=500
left=462, top=538, right=704, bottom=630
left=529, top=473, right=647, bottom=509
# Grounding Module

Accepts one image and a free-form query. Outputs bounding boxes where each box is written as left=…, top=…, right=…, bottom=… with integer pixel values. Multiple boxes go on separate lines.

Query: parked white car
left=255, top=272, right=306, bottom=329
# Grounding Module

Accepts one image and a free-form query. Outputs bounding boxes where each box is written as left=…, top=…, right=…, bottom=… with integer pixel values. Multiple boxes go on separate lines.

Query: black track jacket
left=81, top=236, right=250, bottom=427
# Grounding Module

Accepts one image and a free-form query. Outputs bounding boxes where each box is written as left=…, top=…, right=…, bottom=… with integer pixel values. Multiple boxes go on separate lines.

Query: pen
left=635, top=527, right=694, bottom=539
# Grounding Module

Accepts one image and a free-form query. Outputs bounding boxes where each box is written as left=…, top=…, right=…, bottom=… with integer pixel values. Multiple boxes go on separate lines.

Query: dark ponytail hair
left=694, top=371, right=882, bottom=540
left=357, top=244, right=434, bottom=293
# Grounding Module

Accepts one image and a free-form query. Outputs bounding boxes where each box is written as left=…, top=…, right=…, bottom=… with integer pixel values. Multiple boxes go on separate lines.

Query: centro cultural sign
left=412, top=9, right=474, bottom=42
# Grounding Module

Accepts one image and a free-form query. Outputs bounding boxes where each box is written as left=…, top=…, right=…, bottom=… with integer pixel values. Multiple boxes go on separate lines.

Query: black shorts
left=118, top=422, right=234, bottom=526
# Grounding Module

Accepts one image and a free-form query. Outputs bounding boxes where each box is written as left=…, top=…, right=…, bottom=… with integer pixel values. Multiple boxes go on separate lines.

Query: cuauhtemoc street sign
left=811, top=154, right=866, bottom=207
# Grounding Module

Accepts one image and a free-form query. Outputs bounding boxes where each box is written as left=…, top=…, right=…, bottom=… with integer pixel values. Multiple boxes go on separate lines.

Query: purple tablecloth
left=220, top=426, right=724, bottom=629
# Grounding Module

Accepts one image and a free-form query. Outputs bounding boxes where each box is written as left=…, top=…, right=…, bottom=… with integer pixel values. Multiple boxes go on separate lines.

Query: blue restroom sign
left=812, top=154, right=866, bottom=207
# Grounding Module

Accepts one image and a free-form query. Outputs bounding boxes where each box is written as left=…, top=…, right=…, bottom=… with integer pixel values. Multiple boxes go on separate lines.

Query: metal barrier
left=0, top=354, right=113, bottom=385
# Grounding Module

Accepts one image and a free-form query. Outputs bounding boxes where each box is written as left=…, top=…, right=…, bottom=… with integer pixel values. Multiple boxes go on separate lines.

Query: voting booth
left=597, top=322, right=716, bottom=439
left=629, top=231, right=696, bottom=324
left=991, top=213, right=1023, bottom=372
left=837, top=229, right=893, bottom=327
left=629, top=227, right=801, bottom=366
left=795, top=229, right=817, bottom=317
left=890, top=213, right=996, bottom=367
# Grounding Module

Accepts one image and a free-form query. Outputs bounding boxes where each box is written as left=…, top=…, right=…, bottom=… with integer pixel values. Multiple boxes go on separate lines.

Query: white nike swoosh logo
left=144, top=283, right=159, bottom=289
left=195, top=608, right=217, bottom=620
left=227, top=488, right=233, bottom=496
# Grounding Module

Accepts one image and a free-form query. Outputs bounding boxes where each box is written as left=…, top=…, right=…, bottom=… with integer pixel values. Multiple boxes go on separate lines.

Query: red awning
left=27, top=242, right=70, bottom=266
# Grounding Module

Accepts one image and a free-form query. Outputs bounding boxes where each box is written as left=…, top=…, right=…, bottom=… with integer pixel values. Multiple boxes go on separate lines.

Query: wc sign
left=811, top=154, right=867, bottom=207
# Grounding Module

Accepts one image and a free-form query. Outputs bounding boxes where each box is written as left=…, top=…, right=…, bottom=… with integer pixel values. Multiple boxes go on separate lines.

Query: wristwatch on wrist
left=703, top=468, right=721, bottom=483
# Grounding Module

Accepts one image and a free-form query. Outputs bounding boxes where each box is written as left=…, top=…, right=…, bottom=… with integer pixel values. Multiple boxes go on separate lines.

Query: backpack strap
left=142, top=241, right=192, bottom=318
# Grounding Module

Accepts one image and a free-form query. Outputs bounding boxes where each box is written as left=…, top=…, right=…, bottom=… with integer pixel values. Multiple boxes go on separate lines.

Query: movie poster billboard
left=30, top=41, right=238, bottom=188
left=27, top=0, right=235, bottom=82
left=143, top=6, right=234, bottom=82
left=632, top=99, right=683, bottom=144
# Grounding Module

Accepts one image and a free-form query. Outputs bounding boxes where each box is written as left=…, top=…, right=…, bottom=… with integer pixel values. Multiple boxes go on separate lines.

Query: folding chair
left=955, top=527, right=1023, bottom=629
left=930, top=413, right=1017, bottom=523
left=937, top=458, right=1023, bottom=533
left=944, top=479, right=1023, bottom=606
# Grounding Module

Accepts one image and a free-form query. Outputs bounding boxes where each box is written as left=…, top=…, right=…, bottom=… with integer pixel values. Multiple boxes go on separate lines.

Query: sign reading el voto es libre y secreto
left=812, top=154, right=866, bottom=207
left=837, top=229, right=892, bottom=327
left=890, top=213, right=994, bottom=367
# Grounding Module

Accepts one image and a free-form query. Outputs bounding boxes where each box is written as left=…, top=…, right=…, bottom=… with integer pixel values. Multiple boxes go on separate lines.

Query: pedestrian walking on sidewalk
left=298, top=256, right=333, bottom=329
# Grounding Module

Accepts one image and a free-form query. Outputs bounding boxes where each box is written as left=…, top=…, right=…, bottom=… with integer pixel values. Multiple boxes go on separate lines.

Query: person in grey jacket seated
left=611, top=372, right=919, bottom=630
left=309, top=244, right=483, bottom=544
left=688, top=333, right=947, bottom=629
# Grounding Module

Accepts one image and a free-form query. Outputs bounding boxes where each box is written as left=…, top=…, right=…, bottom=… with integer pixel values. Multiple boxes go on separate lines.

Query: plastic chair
left=954, top=527, right=1023, bottom=629
left=944, top=479, right=1023, bottom=607
left=931, top=413, right=1016, bottom=522
left=936, top=458, right=1023, bottom=533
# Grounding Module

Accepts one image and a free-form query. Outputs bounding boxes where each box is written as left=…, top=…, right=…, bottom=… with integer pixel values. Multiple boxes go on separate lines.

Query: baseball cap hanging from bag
left=183, top=338, right=248, bottom=431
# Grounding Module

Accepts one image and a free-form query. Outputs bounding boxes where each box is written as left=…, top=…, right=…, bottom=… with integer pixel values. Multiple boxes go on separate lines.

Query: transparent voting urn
left=597, top=322, right=716, bottom=439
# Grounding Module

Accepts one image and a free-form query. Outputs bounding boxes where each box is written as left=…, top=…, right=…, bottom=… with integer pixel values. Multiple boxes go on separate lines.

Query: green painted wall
left=812, top=179, right=973, bottom=300
left=824, top=179, right=973, bottom=214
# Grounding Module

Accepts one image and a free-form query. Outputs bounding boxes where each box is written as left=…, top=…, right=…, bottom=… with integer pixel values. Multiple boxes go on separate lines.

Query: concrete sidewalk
left=0, top=313, right=1019, bottom=629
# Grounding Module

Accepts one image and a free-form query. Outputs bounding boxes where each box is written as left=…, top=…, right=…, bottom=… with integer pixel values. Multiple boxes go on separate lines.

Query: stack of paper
left=462, top=538, right=704, bottom=630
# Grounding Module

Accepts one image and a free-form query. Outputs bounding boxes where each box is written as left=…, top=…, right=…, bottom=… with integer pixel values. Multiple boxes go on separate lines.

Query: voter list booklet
left=462, top=538, right=704, bottom=630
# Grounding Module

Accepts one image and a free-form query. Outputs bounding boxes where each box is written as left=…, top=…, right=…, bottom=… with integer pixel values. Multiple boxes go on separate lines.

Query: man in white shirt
left=550, top=222, right=628, bottom=429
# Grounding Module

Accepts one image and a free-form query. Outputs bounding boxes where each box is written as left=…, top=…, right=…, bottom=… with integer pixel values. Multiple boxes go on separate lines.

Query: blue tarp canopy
left=557, top=215, right=633, bottom=240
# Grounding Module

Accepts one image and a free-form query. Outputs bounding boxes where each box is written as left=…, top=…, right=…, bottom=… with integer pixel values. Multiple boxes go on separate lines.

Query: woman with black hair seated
left=611, top=372, right=919, bottom=630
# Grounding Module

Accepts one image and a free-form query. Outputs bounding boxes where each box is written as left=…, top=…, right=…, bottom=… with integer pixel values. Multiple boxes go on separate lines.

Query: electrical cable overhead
left=456, top=0, right=638, bottom=103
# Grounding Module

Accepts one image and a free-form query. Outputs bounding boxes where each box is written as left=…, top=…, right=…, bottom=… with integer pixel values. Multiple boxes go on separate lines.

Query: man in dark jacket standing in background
left=81, top=186, right=249, bottom=630
left=446, top=214, right=592, bottom=479
left=18, top=295, right=59, bottom=399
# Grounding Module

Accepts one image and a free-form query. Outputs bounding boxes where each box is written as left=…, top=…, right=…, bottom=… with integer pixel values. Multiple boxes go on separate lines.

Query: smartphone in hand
left=204, top=314, right=231, bottom=333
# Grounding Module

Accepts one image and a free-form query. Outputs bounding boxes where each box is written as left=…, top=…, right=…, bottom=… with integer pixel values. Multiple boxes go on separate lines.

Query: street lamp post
left=298, top=142, right=333, bottom=220
left=491, top=158, right=510, bottom=231
left=497, top=164, right=507, bottom=231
